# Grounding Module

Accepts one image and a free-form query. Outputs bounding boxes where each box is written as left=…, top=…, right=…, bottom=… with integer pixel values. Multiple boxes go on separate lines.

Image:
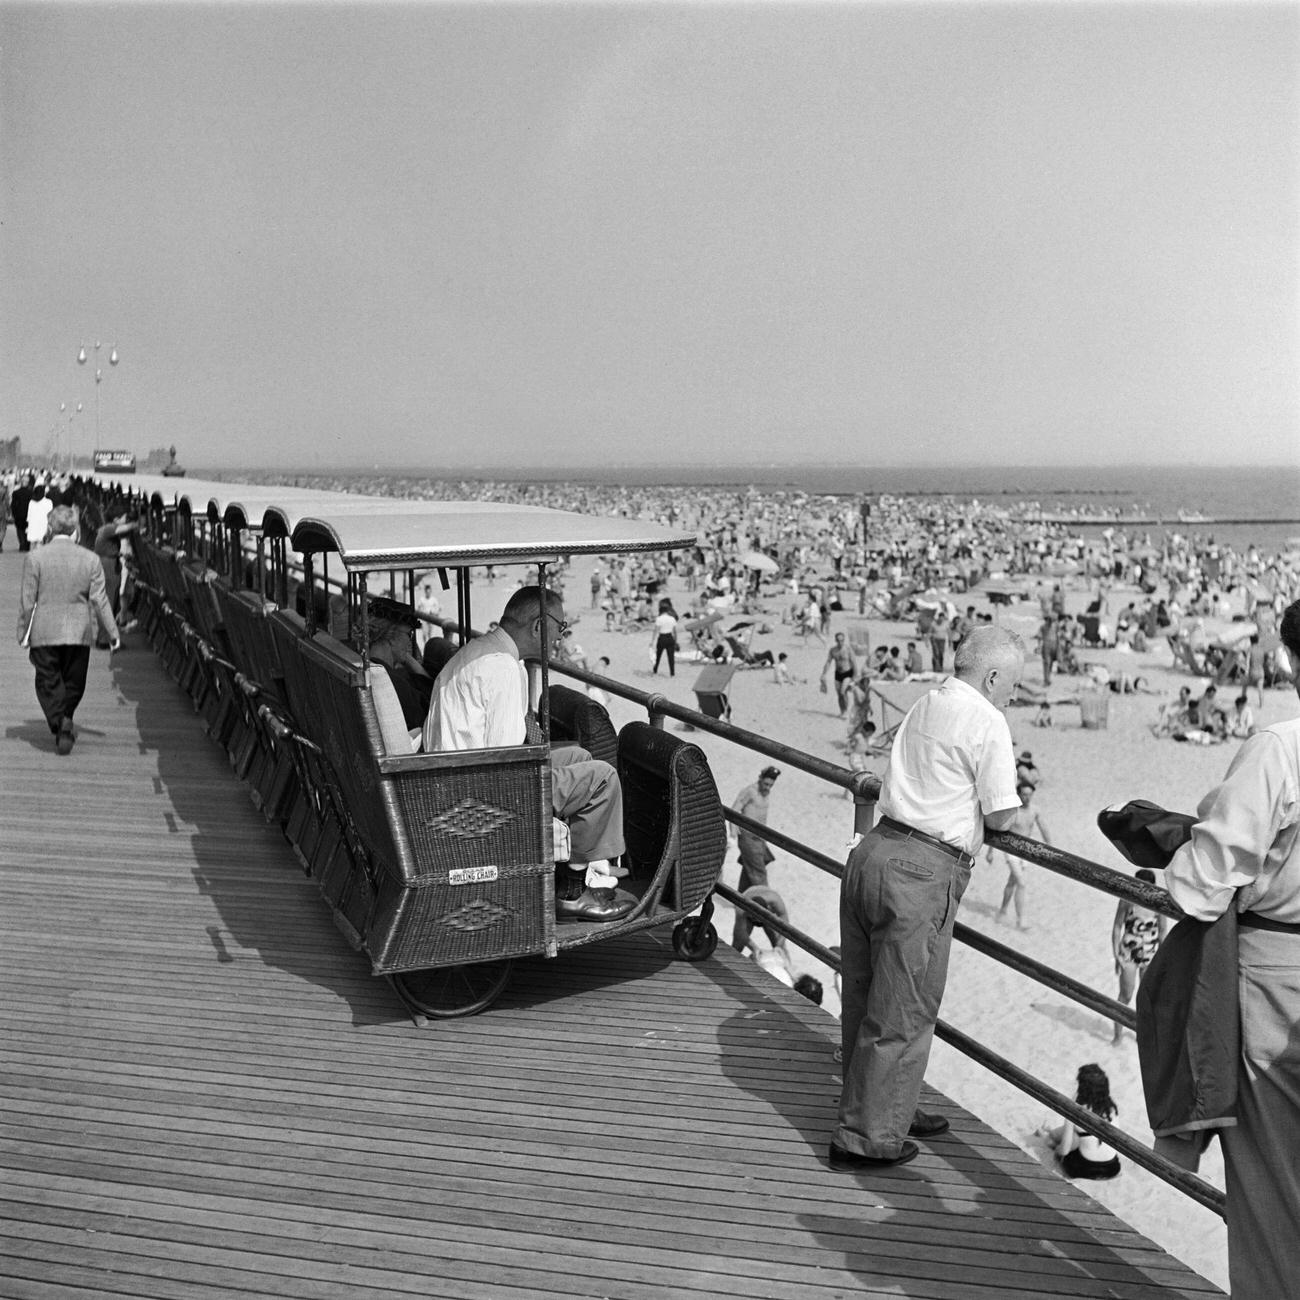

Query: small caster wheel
left=672, top=917, right=718, bottom=962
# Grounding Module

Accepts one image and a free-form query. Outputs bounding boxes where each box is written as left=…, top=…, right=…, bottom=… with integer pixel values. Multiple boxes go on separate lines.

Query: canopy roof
left=288, top=503, right=692, bottom=571
left=87, top=473, right=695, bottom=567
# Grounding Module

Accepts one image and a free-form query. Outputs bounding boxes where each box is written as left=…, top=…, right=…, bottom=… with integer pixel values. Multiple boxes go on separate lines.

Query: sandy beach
left=453, top=563, right=1298, bottom=1293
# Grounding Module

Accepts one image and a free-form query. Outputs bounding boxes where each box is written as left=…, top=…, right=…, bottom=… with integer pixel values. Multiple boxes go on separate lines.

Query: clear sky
left=2, top=1, right=1296, bottom=472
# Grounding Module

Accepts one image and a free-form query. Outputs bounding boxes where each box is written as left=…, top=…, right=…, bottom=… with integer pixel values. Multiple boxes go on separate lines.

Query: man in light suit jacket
left=17, top=505, right=120, bottom=754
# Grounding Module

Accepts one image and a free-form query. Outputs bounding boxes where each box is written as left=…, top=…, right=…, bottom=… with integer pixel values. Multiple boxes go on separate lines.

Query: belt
left=877, top=815, right=973, bottom=864
left=1239, top=911, right=1300, bottom=934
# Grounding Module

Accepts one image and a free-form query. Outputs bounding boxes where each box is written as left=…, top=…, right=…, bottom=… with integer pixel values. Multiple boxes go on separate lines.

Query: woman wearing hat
left=364, top=597, right=434, bottom=728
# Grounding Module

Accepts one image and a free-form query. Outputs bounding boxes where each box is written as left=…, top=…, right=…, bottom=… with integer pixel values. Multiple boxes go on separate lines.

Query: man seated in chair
left=422, top=585, right=635, bottom=923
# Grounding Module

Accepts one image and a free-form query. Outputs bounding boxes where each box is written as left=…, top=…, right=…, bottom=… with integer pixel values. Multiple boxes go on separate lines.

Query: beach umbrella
left=741, top=550, right=779, bottom=574
left=1212, top=625, right=1254, bottom=650
left=683, top=611, right=724, bottom=632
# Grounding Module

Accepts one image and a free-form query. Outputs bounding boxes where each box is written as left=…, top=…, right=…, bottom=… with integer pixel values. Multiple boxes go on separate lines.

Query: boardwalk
left=0, top=553, right=1221, bottom=1299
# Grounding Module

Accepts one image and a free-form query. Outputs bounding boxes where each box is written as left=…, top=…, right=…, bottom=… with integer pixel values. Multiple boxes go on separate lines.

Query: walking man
left=17, top=505, right=120, bottom=754
left=820, top=632, right=857, bottom=716
left=731, top=766, right=780, bottom=892
left=832, top=625, right=1024, bottom=1168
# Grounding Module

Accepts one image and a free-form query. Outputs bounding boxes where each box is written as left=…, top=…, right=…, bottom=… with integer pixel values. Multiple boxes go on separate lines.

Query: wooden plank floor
left=0, top=553, right=1222, bottom=1299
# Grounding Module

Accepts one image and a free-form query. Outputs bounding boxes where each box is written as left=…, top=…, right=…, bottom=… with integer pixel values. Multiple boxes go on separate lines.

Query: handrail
left=557, top=658, right=1182, bottom=916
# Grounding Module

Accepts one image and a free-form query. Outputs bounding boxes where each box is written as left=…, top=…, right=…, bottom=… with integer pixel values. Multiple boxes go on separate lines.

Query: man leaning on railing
left=830, top=625, right=1026, bottom=1170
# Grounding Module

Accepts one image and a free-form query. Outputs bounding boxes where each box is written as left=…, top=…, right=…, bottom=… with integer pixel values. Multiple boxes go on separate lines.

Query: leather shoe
left=556, top=886, right=635, bottom=923
left=829, top=1140, right=918, bottom=1170
left=908, top=1111, right=950, bottom=1139
left=55, top=721, right=75, bottom=756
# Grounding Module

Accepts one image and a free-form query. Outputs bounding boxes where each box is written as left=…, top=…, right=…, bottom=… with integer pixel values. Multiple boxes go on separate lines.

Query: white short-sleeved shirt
left=654, top=612, right=677, bottom=637
left=421, top=625, right=527, bottom=752
left=1165, top=717, right=1300, bottom=923
left=878, top=676, right=1020, bottom=855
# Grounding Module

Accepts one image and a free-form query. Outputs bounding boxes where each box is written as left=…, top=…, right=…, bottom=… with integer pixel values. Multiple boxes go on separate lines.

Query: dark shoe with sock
left=556, top=887, right=636, bottom=922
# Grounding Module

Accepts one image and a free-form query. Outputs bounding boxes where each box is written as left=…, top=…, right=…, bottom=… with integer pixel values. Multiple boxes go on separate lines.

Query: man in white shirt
left=1163, top=599, right=1300, bottom=1300
left=423, top=586, right=634, bottom=923
left=832, top=625, right=1024, bottom=1169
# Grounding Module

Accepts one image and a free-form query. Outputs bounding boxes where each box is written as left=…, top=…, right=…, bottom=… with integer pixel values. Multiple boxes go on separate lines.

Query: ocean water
left=220, top=461, right=1300, bottom=554
left=320, top=461, right=1297, bottom=516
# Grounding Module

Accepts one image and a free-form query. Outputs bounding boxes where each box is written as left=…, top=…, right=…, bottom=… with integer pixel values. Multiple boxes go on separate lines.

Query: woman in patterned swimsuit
left=1110, top=867, right=1169, bottom=1045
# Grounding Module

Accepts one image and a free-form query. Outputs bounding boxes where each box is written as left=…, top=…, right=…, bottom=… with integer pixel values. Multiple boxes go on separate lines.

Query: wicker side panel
left=619, top=747, right=675, bottom=897
left=365, top=859, right=551, bottom=973
left=386, top=756, right=550, bottom=882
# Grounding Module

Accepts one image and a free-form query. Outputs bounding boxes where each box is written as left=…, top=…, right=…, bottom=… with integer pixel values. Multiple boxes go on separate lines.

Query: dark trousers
left=835, top=821, right=971, bottom=1158
left=653, top=633, right=676, bottom=676
left=30, top=644, right=91, bottom=734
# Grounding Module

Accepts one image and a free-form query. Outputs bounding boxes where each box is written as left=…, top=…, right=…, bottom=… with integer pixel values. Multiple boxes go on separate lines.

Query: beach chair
left=865, top=679, right=933, bottom=749
left=1167, top=635, right=1208, bottom=677
left=692, top=664, right=736, bottom=722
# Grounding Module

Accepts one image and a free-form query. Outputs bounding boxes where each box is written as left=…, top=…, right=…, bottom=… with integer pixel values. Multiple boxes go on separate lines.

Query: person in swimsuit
left=989, top=781, right=1050, bottom=930
left=1110, top=867, right=1169, bottom=1045
left=820, top=632, right=857, bottom=716
left=1053, top=1063, right=1121, bottom=1180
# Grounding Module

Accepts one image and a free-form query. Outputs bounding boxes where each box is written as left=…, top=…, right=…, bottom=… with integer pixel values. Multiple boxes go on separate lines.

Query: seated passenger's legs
left=550, top=746, right=634, bottom=922
left=549, top=746, right=625, bottom=864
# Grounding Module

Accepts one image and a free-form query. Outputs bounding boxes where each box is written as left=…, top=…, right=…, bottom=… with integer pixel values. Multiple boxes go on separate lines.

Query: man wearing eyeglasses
left=422, top=585, right=634, bottom=922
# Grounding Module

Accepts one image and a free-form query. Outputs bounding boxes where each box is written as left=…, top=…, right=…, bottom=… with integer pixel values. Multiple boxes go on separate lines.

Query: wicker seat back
left=293, top=631, right=404, bottom=873
left=617, top=721, right=726, bottom=916
left=548, top=684, right=618, bottom=767
left=156, top=547, right=195, bottom=621
left=219, top=588, right=285, bottom=703
left=267, top=610, right=314, bottom=729
left=210, top=580, right=256, bottom=679
left=421, top=636, right=460, bottom=679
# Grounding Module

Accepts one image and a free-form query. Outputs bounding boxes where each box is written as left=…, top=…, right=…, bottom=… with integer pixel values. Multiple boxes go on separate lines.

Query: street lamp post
left=67, top=402, right=83, bottom=472
left=77, top=340, right=120, bottom=457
